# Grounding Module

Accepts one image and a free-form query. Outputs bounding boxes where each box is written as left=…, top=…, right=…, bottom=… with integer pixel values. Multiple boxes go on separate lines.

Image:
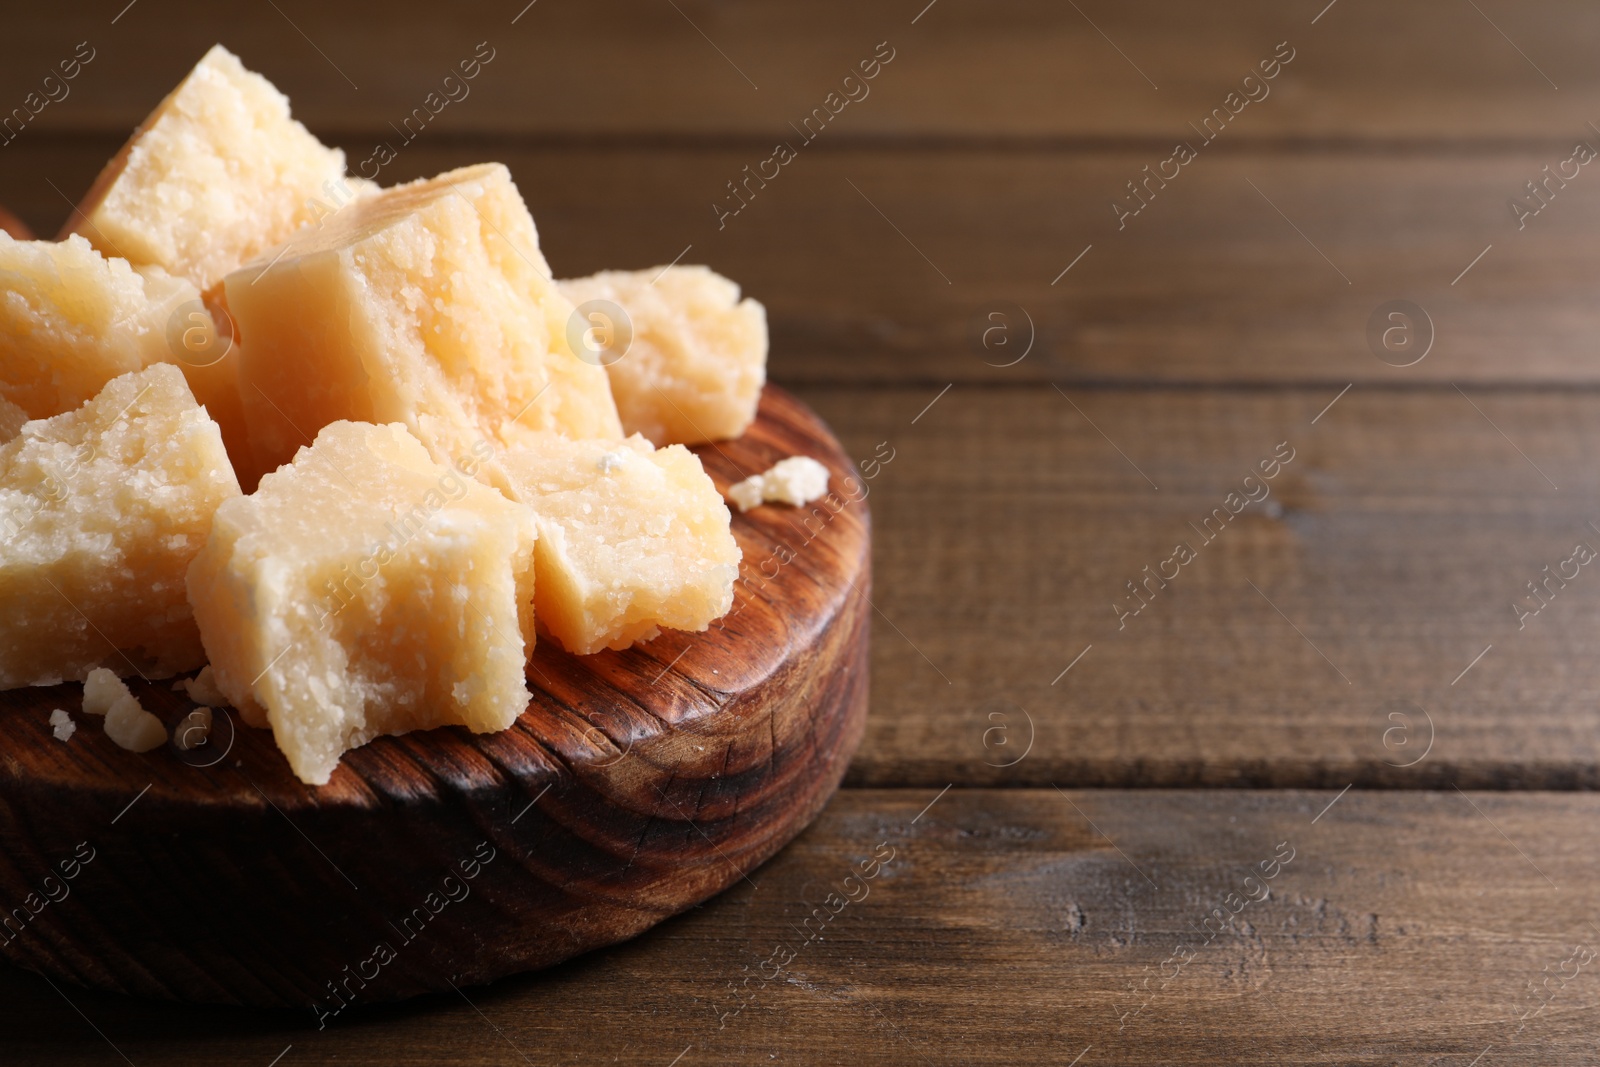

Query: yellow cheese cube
left=493, top=435, right=739, bottom=655
left=557, top=265, right=767, bottom=445
left=0, top=232, right=259, bottom=485
left=228, top=163, right=622, bottom=476
left=186, top=421, right=538, bottom=785
left=0, top=233, right=198, bottom=420
left=63, top=44, right=346, bottom=293
left=0, top=365, right=241, bottom=689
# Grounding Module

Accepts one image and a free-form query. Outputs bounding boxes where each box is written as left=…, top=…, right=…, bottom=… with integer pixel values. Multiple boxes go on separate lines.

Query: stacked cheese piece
left=0, top=46, right=771, bottom=784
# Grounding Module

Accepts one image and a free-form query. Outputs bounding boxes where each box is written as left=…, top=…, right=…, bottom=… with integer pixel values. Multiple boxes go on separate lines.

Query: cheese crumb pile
left=82, top=667, right=130, bottom=717
left=82, top=667, right=167, bottom=753
left=181, top=665, right=227, bottom=707
left=727, top=457, right=831, bottom=512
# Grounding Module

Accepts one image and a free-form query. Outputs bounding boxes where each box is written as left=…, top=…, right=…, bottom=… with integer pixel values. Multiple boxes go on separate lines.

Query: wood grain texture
left=0, top=387, right=871, bottom=1007
left=3, top=0, right=1598, bottom=1061
left=2, top=1, right=1599, bottom=141
left=3, top=789, right=1596, bottom=1065
left=7, top=141, right=1599, bottom=387
left=791, top=383, right=1600, bottom=789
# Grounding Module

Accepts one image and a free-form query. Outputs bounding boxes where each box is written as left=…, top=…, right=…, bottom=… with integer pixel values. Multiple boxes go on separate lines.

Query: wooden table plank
left=2, top=788, right=1595, bottom=1065
left=793, top=383, right=1600, bottom=788
left=7, top=141, right=1600, bottom=388
left=4, top=137, right=1598, bottom=782
left=3, top=4, right=1595, bottom=1063
left=3, top=1, right=1599, bottom=141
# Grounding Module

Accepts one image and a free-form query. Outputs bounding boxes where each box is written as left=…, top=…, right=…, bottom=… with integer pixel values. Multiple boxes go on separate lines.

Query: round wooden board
left=0, top=385, right=871, bottom=1010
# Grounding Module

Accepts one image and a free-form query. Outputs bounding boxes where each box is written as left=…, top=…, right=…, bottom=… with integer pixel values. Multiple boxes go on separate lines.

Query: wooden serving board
left=0, top=385, right=870, bottom=1010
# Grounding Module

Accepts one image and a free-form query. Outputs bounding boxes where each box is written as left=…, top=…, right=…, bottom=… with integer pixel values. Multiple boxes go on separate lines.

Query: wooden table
left=4, top=1, right=1599, bottom=1062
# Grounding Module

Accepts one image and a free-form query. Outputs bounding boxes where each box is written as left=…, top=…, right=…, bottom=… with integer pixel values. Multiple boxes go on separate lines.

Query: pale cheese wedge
left=62, top=44, right=347, bottom=294
left=0, top=233, right=197, bottom=419
left=0, top=231, right=262, bottom=483
left=492, top=434, right=739, bottom=654
left=186, top=421, right=538, bottom=785
left=557, top=265, right=767, bottom=445
left=228, top=163, right=622, bottom=477
left=55, top=44, right=355, bottom=484
left=0, top=364, right=240, bottom=689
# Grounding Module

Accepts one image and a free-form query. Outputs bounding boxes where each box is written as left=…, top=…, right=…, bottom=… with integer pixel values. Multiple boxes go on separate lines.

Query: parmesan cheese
left=180, top=665, right=228, bottom=707
left=727, top=456, right=831, bottom=512
left=0, top=365, right=241, bottom=689
left=186, top=421, right=538, bottom=785
left=104, top=692, right=167, bottom=753
left=52, top=44, right=343, bottom=487
left=493, top=434, right=739, bottom=654
left=83, top=668, right=166, bottom=752
left=49, top=708, right=76, bottom=742
left=0, top=233, right=198, bottom=420
left=558, top=265, right=767, bottom=446
left=82, top=667, right=131, bottom=717
left=63, top=44, right=347, bottom=294
left=227, top=163, right=622, bottom=477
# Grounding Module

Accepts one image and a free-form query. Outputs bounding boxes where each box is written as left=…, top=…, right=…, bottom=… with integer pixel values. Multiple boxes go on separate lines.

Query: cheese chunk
left=0, top=396, right=26, bottom=442
left=104, top=691, right=167, bottom=753
left=186, top=421, right=538, bottom=785
left=49, top=708, right=76, bottom=742
left=0, top=232, right=252, bottom=482
left=63, top=44, right=346, bottom=293
left=0, top=365, right=241, bottom=688
left=52, top=43, right=344, bottom=486
left=0, top=233, right=199, bottom=420
left=82, top=667, right=132, bottom=716
left=727, top=456, right=830, bottom=512
left=558, top=265, right=767, bottom=446
left=228, top=163, right=622, bottom=476
left=180, top=665, right=227, bottom=707
left=175, top=284, right=274, bottom=490
left=493, top=435, right=739, bottom=655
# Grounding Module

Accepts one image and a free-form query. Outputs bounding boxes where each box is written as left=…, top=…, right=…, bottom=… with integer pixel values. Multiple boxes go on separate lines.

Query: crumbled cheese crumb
left=103, top=692, right=167, bottom=753
left=727, top=456, right=831, bottom=512
left=82, top=667, right=133, bottom=717
left=727, top=477, right=764, bottom=513
left=181, top=665, right=228, bottom=707
left=174, top=707, right=213, bottom=752
left=596, top=451, right=625, bottom=473
left=49, top=709, right=76, bottom=742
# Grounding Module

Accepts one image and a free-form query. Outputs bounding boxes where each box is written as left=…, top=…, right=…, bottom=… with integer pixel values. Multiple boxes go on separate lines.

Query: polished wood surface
left=3, top=1, right=1597, bottom=141
left=2, top=790, right=1596, bottom=1065
left=8, top=142, right=1600, bottom=388
left=796, top=385, right=1600, bottom=789
left=2, top=0, right=1598, bottom=1061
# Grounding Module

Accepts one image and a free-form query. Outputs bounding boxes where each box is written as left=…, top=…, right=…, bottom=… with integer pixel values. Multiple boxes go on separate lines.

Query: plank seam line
left=17, top=130, right=1595, bottom=157
left=773, top=378, right=1600, bottom=396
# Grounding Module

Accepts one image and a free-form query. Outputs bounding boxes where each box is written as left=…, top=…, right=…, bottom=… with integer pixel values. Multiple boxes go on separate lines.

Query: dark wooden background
left=4, top=1, right=1600, bottom=1062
